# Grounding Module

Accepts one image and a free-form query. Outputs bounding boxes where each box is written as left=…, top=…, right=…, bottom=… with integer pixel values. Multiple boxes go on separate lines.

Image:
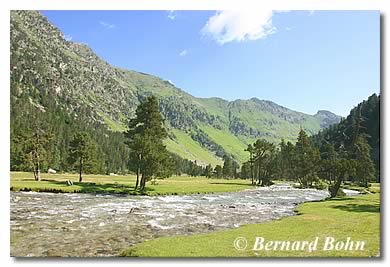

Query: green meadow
left=10, top=172, right=252, bottom=196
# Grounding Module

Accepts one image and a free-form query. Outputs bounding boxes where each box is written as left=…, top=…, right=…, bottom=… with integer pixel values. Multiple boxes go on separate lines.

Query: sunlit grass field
left=10, top=172, right=253, bottom=196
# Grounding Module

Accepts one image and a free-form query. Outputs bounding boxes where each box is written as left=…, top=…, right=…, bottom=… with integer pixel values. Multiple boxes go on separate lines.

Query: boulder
left=47, top=168, right=57, bottom=174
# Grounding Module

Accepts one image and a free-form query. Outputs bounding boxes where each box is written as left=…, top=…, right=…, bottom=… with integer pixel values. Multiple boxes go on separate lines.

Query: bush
left=313, top=179, right=328, bottom=190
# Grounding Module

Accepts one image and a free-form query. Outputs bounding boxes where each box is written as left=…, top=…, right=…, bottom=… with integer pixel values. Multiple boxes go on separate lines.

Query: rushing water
left=11, top=184, right=329, bottom=257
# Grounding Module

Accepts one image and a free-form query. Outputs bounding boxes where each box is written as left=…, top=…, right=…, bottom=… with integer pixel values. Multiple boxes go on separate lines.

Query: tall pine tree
left=68, top=132, right=98, bottom=182
left=124, top=96, right=173, bottom=192
left=293, top=129, right=321, bottom=188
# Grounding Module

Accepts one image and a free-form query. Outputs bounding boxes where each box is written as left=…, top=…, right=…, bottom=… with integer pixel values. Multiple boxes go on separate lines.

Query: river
left=10, top=184, right=329, bottom=257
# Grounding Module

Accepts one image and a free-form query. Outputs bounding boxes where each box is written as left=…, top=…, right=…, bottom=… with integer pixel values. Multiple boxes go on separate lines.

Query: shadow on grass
left=12, top=177, right=166, bottom=196
left=327, top=197, right=357, bottom=202
left=30, top=179, right=143, bottom=195
left=209, top=182, right=252, bottom=186
left=332, top=203, right=380, bottom=213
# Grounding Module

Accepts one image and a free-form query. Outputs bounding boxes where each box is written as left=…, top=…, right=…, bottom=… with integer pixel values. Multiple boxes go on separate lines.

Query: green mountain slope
left=10, top=11, right=341, bottom=169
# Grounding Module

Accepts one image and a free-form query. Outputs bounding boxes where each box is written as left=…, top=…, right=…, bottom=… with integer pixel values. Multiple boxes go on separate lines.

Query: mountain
left=314, top=110, right=343, bottom=129
left=10, top=10, right=341, bottom=170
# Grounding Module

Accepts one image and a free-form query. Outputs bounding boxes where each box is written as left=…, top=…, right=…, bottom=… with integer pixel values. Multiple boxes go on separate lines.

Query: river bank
left=122, top=185, right=380, bottom=257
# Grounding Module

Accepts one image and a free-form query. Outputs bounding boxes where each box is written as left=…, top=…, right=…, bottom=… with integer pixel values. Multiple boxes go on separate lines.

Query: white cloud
left=309, top=10, right=315, bottom=16
left=201, top=10, right=289, bottom=45
left=179, top=49, right=188, bottom=56
left=167, top=10, right=177, bottom=20
left=64, top=34, right=72, bottom=41
left=285, top=27, right=292, bottom=31
left=99, top=21, right=115, bottom=29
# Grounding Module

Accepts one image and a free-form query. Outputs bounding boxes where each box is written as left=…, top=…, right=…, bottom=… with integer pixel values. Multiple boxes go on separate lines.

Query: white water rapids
left=11, top=184, right=330, bottom=257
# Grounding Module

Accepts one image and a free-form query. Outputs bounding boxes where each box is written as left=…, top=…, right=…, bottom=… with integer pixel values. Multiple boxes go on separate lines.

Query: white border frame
left=1, top=1, right=387, bottom=266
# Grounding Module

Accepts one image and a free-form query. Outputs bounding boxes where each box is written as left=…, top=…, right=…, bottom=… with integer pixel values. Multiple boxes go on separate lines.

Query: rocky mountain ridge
left=10, top=10, right=341, bottom=166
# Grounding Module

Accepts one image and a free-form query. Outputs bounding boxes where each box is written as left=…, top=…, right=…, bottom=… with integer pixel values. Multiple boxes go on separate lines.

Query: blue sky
left=42, top=10, right=379, bottom=116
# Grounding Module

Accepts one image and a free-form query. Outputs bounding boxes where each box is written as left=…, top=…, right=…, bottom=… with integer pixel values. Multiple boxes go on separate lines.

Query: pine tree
left=222, top=155, right=234, bottom=178
left=244, top=139, right=276, bottom=186
left=254, top=139, right=276, bottom=186
left=277, top=139, right=295, bottom=180
left=214, top=165, right=223, bottom=178
left=293, top=129, right=321, bottom=188
left=319, top=143, right=356, bottom=197
left=17, top=116, right=53, bottom=181
left=205, top=164, right=213, bottom=178
left=353, top=135, right=375, bottom=187
left=68, top=132, right=98, bottom=182
left=244, top=144, right=255, bottom=185
left=124, top=96, right=173, bottom=192
left=240, top=162, right=251, bottom=179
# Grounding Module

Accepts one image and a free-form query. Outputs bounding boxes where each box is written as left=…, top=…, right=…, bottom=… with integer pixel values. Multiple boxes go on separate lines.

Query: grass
left=122, top=191, right=380, bottom=257
left=342, top=182, right=380, bottom=194
left=165, top=129, right=223, bottom=166
left=98, top=111, right=127, bottom=132
left=10, top=172, right=252, bottom=196
left=200, top=124, right=249, bottom=163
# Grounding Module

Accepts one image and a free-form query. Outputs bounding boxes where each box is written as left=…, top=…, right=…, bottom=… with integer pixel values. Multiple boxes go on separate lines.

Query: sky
left=42, top=10, right=380, bottom=116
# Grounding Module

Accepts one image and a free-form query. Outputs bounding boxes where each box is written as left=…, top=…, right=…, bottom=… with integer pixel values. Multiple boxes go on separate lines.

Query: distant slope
left=10, top=10, right=341, bottom=168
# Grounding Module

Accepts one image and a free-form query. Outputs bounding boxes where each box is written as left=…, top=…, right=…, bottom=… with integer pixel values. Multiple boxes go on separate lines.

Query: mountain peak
left=314, top=110, right=341, bottom=128
left=314, top=109, right=340, bottom=118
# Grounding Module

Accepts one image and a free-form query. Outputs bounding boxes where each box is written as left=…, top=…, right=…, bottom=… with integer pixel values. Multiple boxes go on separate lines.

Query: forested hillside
left=312, top=93, right=380, bottom=180
left=10, top=10, right=341, bottom=173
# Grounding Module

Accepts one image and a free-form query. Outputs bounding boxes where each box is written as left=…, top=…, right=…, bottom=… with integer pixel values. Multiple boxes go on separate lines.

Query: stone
left=47, top=168, right=57, bottom=174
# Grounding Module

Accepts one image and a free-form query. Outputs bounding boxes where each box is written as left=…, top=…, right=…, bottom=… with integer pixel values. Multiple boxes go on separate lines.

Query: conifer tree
left=214, top=165, right=223, bottom=178
left=244, top=139, right=276, bottom=186
left=277, top=139, right=295, bottom=180
left=205, top=164, right=213, bottom=178
left=319, top=143, right=356, bottom=197
left=240, top=162, right=252, bottom=179
left=222, top=155, right=234, bottom=178
left=293, top=129, right=321, bottom=188
left=253, top=139, right=276, bottom=186
left=68, top=132, right=98, bottom=182
left=124, top=96, right=173, bottom=192
left=353, top=135, right=375, bottom=187
left=18, top=115, right=53, bottom=181
left=244, top=144, right=255, bottom=185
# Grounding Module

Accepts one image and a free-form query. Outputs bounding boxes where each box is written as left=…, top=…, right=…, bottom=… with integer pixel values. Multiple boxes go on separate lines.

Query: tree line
left=205, top=125, right=376, bottom=198
left=240, top=128, right=375, bottom=197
